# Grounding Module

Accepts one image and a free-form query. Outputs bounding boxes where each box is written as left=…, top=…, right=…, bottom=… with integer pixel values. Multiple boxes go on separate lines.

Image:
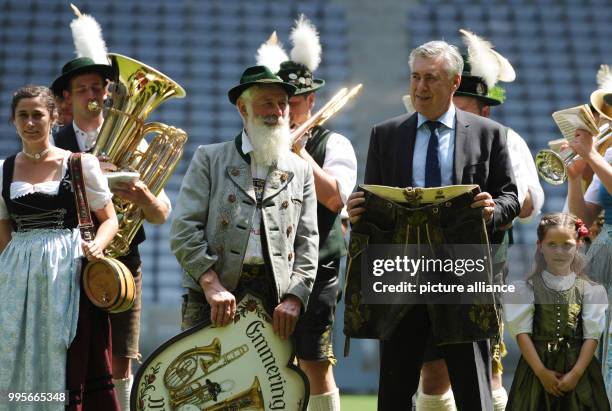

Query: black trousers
left=378, top=305, right=492, bottom=411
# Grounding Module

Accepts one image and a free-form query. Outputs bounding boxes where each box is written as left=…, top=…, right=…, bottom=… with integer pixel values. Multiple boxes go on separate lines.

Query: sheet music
left=551, top=104, right=599, bottom=142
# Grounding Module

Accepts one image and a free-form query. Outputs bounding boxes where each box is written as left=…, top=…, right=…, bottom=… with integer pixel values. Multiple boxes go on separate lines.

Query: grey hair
left=237, top=87, right=256, bottom=105
left=408, top=41, right=464, bottom=79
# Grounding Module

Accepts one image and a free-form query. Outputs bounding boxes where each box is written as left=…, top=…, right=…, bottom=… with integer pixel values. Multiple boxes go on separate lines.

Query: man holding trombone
left=256, top=15, right=357, bottom=410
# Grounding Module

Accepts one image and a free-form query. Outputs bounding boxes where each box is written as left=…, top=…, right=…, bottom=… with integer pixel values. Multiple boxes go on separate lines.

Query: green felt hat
left=276, top=60, right=325, bottom=95
left=455, top=57, right=505, bottom=106
left=51, top=57, right=113, bottom=97
left=228, top=65, right=297, bottom=105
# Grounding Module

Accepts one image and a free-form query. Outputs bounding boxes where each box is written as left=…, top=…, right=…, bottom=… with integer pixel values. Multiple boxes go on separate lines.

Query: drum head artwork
left=132, top=293, right=308, bottom=410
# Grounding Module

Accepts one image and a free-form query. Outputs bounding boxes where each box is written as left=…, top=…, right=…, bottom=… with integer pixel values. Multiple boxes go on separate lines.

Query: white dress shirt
left=241, top=130, right=268, bottom=265
left=305, top=131, right=357, bottom=205
left=506, top=128, right=545, bottom=220
left=72, top=121, right=100, bottom=152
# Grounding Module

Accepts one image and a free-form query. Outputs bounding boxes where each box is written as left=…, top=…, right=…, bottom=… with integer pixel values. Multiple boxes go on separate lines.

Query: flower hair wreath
left=575, top=219, right=589, bottom=238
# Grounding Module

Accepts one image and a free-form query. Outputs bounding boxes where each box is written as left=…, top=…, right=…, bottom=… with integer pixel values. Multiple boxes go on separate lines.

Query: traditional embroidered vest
left=305, top=125, right=347, bottom=263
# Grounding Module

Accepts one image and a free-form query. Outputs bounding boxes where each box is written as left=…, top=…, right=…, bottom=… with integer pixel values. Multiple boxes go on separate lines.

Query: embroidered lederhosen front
left=344, top=185, right=499, bottom=347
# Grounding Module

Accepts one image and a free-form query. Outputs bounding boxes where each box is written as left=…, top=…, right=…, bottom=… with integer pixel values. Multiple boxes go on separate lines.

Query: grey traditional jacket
left=170, top=135, right=319, bottom=308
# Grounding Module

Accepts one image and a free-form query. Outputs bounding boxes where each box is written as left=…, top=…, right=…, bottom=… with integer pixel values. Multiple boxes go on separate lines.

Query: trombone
left=291, top=84, right=363, bottom=146
left=535, top=123, right=612, bottom=185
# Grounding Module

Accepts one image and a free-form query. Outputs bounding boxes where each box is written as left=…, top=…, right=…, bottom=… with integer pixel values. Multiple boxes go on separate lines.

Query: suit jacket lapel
left=453, top=110, right=469, bottom=184
left=398, top=114, right=417, bottom=187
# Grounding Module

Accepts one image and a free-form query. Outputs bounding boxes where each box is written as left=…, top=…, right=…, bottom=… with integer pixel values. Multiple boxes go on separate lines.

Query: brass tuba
left=94, top=53, right=187, bottom=257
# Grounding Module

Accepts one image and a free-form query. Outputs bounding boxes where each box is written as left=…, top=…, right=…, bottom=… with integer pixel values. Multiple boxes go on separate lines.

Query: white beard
left=245, top=111, right=291, bottom=166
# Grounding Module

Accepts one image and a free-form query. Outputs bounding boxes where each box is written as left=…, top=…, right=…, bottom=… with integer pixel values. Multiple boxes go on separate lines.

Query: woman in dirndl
left=0, top=85, right=118, bottom=410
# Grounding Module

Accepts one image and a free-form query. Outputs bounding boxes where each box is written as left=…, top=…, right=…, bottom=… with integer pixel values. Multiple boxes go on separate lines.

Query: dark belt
left=237, top=263, right=277, bottom=312
left=188, top=263, right=276, bottom=313
left=240, top=263, right=267, bottom=282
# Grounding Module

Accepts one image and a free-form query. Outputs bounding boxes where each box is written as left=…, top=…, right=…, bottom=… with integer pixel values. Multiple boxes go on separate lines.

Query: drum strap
left=69, top=153, right=95, bottom=242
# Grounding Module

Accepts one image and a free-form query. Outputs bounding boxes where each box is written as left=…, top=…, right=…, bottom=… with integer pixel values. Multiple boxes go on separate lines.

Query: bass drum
left=82, top=257, right=135, bottom=313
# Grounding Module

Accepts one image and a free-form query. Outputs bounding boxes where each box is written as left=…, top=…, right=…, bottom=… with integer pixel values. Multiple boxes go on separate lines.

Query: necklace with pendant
left=22, top=147, right=51, bottom=160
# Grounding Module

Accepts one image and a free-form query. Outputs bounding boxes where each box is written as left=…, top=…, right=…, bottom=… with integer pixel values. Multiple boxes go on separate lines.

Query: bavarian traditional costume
left=0, top=152, right=113, bottom=410
left=505, top=271, right=609, bottom=410
left=293, top=125, right=356, bottom=362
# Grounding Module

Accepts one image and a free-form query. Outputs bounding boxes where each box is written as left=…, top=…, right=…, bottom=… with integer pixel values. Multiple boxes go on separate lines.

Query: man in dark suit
left=347, top=40, right=519, bottom=410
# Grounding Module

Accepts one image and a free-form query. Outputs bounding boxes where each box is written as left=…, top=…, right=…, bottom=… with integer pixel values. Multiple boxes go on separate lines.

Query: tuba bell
left=535, top=125, right=612, bottom=185
left=94, top=53, right=188, bottom=257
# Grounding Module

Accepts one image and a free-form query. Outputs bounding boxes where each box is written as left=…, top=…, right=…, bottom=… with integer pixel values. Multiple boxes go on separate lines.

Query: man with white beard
left=255, top=16, right=357, bottom=410
left=171, top=66, right=319, bottom=341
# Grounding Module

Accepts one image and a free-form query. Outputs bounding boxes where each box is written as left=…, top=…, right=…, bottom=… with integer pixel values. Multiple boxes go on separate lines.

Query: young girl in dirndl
left=505, top=212, right=609, bottom=410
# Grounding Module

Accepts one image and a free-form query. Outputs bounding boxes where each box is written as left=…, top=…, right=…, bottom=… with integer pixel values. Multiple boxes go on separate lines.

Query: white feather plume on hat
left=256, top=32, right=289, bottom=74
left=596, top=64, right=612, bottom=90
left=289, top=14, right=322, bottom=72
left=459, top=29, right=515, bottom=88
left=69, top=4, right=108, bottom=64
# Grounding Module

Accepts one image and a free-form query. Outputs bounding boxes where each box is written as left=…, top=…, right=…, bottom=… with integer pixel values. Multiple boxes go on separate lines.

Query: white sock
left=416, top=389, right=457, bottom=411
left=492, top=387, right=508, bottom=411
left=308, top=388, right=341, bottom=411
left=113, top=375, right=133, bottom=411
